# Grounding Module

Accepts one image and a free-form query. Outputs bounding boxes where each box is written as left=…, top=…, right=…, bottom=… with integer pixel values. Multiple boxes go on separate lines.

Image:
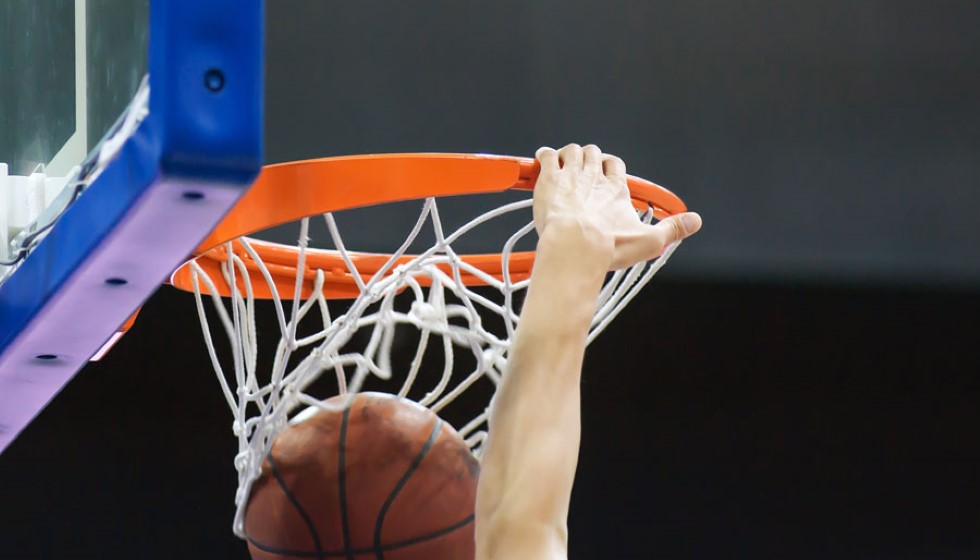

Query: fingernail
left=681, top=213, right=702, bottom=233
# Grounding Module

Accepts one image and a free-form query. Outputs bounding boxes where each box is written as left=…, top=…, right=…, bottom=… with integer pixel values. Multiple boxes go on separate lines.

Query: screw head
left=204, top=68, right=225, bottom=92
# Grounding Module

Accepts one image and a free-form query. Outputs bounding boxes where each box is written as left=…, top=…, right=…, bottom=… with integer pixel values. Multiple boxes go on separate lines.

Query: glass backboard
left=0, top=0, right=148, bottom=177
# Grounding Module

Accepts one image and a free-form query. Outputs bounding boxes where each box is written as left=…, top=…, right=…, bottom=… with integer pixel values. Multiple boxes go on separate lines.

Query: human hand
left=533, top=144, right=702, bottom=270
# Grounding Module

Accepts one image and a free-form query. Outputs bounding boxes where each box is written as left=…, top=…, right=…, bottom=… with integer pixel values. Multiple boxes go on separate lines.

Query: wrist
left=521, top=222, right=609, bottom=330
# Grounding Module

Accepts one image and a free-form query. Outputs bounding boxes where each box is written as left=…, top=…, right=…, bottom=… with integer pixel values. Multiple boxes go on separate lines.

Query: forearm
left=476, top=224, right=609, bottom=557
left=474, top=143, right=700, bottom=560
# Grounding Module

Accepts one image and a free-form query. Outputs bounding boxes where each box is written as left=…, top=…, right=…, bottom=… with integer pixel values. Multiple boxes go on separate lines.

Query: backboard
left=0, top=0, right=264, bottom=453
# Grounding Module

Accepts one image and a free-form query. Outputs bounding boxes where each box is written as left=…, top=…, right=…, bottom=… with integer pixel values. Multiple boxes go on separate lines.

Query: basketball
left=244, top=392, right=480, bottom=560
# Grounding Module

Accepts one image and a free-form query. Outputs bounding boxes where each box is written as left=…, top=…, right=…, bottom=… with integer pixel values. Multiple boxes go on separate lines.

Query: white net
left=188, top=193, right=680, bottom=537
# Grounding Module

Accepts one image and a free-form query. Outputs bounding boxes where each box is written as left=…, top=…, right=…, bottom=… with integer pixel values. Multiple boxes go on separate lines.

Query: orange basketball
left=244, top=392, right=480, bottom=560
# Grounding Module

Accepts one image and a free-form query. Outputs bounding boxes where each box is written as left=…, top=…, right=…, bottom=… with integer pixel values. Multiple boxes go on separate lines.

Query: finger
left=649, top=212, right=702, bottom=250
left=556, top=143, right=583, bottom=170
left=612, top=212, right=702, bottom=269
left=621, top=212, right=702, bottom=264
left=583, top=144, right=603, bottom=177
left=601, top=154, right=626, bottom=183
left=535, top=146, right=559, bottom=176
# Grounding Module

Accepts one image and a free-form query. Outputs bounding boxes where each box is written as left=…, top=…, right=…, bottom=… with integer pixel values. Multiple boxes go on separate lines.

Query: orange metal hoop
left=170, top=153, right=687, bottom=299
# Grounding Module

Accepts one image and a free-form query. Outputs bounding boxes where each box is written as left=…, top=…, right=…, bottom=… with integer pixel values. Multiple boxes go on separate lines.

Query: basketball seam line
left=245, top=513, right=476, bottom=558
left=247, top=398, right=476, bottom=558
left=373, top=418, right=445, bottom=560
left=339, top=402, right=354, bottom=560
left=262, top=454, right=326, bottom=560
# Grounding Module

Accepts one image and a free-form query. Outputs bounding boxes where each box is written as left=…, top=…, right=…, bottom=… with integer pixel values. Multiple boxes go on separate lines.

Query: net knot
left=410, top=300, right=447, bottom=327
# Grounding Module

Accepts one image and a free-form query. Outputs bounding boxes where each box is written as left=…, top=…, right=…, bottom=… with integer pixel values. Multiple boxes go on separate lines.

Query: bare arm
left=474, top=144, right=702, bottom=560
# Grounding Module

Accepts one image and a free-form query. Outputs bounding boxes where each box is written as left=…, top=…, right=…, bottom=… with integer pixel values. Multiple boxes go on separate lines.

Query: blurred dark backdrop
left=2, top=1, right=979, bottom=559
left=262, top=0, right=980, bottom=286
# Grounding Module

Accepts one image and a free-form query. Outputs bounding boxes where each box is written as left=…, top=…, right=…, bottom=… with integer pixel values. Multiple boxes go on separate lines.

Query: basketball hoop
left=170, top=153, right=686, bottom=536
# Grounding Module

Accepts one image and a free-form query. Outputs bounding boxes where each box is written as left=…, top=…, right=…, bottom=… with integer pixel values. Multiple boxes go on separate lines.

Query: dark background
left=2, top=0, right=980, bottom=558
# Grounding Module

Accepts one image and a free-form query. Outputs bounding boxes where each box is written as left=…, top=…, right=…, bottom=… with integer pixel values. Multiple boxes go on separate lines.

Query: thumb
left=613, top=212, right=702, bottom=269
left=652, top=212, right=702, bottom=247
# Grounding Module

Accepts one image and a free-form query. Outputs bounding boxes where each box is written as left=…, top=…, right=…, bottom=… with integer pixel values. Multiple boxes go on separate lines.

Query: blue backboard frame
left=0, top=0, right=264, bottom=453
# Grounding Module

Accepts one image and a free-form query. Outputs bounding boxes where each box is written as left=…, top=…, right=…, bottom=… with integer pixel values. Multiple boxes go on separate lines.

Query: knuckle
left=602, top=154, right=626, bottom=176
left=649, top=238, right=666, bottom=258
left=639, top=231, right=665, bottom=260
left=668, top=216, right=687, bottom=241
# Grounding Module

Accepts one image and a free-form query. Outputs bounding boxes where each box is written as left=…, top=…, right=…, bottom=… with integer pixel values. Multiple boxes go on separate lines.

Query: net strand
left=189, top=194, right=680, bottom=537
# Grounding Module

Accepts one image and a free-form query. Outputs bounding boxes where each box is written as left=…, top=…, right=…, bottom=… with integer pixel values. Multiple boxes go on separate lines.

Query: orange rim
left=170, top=153, right=686, bottom=299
